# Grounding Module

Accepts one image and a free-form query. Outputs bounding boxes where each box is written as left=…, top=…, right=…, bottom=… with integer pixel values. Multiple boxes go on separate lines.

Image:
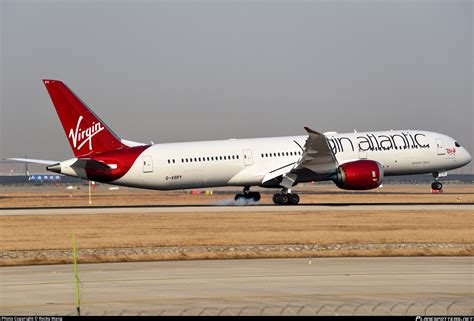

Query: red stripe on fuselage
left=84, top=145, right=151, bottom=182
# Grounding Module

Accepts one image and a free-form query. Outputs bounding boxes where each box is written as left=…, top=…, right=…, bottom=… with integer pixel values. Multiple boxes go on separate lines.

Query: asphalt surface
left=0, top=203, right=472, bottom=216
left=1, top=257, right=472, bottom=315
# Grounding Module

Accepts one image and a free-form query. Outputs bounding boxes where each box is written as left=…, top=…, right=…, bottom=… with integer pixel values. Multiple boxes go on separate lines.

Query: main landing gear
left=234, top=187, right=261, bottom=202
left=431, top=172, right=443, bottom=192
left=272, top=189, right=300, bottom=205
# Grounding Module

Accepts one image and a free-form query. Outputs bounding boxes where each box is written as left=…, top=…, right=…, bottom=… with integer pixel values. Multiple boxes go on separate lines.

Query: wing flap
left=262, top=162, right=296, bottom=184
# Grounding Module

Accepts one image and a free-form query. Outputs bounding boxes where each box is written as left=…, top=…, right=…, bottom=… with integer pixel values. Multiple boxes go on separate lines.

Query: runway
left=0, top=203, right=472, bottom=216
left=1, top=257, right=472, bottom=315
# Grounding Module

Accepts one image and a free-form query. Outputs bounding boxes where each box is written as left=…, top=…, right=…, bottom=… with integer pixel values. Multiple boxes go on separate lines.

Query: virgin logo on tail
left=68, top=116, right=104, bottom=151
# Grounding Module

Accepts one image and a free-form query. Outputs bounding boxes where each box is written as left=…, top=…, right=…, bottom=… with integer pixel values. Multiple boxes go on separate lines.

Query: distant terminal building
left=29, top=174, right=62, bottom=182
left=0, top=174, right=83, bottom=185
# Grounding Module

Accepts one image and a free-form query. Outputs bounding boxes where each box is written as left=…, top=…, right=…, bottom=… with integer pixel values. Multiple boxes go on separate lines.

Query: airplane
left=9, top=80, right=472, bottom=205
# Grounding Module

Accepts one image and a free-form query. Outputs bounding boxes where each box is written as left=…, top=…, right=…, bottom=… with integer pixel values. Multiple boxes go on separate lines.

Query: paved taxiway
left=1, top=257, right=472, bottom=315
left=0, top=203, right=472, bottom=216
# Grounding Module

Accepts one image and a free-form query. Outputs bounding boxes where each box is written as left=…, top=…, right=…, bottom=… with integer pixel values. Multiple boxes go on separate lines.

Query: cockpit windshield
left=455, top=142, right=461, bottom=147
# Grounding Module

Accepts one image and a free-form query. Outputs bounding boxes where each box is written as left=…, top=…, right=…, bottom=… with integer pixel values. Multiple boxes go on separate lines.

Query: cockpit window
left=455, top=142, right=461, bottom=147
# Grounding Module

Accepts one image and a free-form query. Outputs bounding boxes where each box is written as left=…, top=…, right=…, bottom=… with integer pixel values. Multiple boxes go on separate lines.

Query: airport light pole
left=72, top=235, right=81, bottom=316
left=88, top=181, right=92, bottom=205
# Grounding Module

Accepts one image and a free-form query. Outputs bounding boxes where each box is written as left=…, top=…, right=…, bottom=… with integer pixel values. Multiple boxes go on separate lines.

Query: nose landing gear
left=431, top=181, right=443, bottom=191
left=431, top=172, right=443, bottom=192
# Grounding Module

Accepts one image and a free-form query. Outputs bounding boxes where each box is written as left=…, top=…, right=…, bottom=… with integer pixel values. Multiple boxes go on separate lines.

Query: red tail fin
left=43, top=80, right=126, bottom=157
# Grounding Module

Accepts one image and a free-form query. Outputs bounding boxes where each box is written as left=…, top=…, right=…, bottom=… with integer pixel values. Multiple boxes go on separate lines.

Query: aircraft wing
left=7, top=158, right=59, bottom=165
left=296, top=127, right=339, bottom=174
left=262, top=127, right=339, bottom=187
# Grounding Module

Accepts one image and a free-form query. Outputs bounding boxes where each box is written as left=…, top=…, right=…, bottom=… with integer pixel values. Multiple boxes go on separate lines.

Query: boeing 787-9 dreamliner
left=9, top=80, right=472, bottom=205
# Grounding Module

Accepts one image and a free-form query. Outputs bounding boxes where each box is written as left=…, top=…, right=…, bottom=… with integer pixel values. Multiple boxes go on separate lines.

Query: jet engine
left=334, top=160, right=383, bottom=190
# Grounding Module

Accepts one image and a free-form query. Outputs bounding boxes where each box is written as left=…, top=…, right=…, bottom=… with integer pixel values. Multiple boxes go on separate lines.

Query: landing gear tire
left=431, top=181, right=443, bottom=191
left=234, top=194, right=244, bottom=201
left=273, top=193, right=299, bottom=205
left=273, top=193, right=283, bottom=205
left=288, top=193, right=300, bottom=205
left=249, top=192, right=262, bottom=202
left=234, top=191, right=261, bottom=202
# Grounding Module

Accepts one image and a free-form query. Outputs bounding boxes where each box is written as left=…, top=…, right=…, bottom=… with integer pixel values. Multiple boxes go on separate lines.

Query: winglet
left=304, top=126, right=323, bottom=136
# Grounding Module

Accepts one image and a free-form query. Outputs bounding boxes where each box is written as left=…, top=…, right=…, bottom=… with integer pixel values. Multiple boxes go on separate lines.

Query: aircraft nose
left=464, top=148, right=472, bottom=165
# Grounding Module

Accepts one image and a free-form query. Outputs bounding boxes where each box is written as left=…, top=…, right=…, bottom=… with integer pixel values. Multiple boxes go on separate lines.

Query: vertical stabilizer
left=43, top=79, right=126, bottom=157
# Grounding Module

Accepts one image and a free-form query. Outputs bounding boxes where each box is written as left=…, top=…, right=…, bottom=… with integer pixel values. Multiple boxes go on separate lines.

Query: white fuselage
left=112, top=130, right=471, bottom=190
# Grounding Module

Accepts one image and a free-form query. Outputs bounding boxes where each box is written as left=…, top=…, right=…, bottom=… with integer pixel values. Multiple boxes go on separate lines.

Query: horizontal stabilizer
left=46, top=158, right=112, bottom=175
left=7, top=158, right=59, bottom=165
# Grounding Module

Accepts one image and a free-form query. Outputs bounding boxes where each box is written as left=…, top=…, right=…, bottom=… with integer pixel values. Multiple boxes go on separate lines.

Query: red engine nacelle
left=334, top=160, right=384, bottom=190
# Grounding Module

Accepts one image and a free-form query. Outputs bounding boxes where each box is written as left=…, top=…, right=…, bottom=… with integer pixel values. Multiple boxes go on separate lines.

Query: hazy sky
left=1, top=0, right=472, bottom=173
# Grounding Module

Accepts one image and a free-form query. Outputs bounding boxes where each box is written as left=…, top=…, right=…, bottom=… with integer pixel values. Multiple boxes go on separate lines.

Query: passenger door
left=435, top=138, right=445, bottom=155
left=243, top=149, right=253, bottom=166
left=142, top=155, right=153, bottom=173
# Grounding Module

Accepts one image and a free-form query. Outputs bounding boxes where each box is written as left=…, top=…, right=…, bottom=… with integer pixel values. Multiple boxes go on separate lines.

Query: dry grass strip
left=1, top=211, right=473, bottom=251
left=1, top=247, right=472, bottom=267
